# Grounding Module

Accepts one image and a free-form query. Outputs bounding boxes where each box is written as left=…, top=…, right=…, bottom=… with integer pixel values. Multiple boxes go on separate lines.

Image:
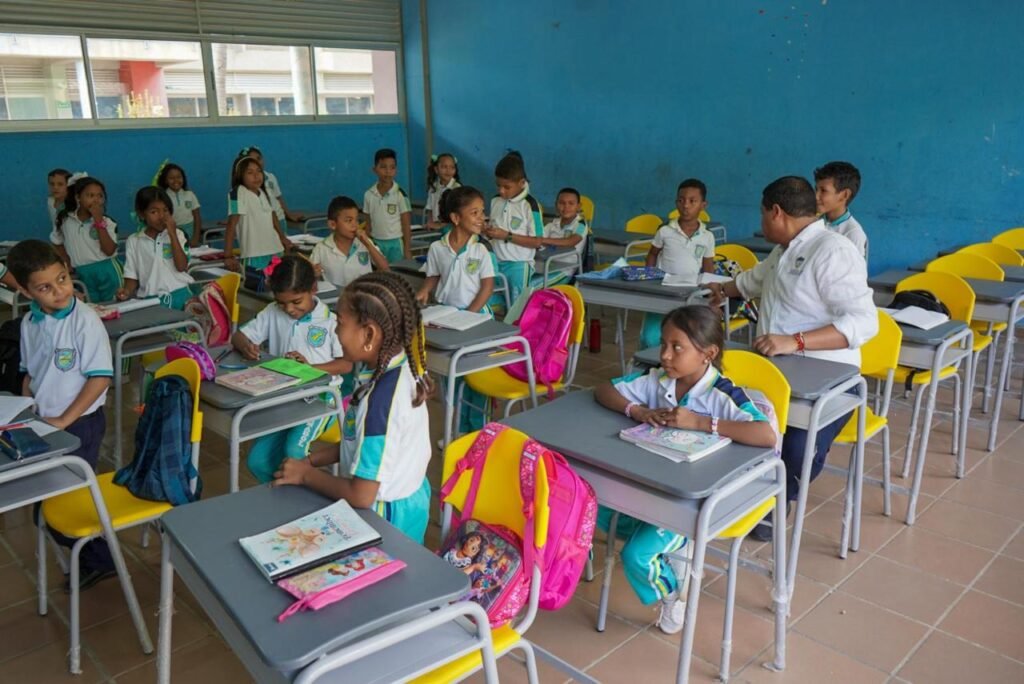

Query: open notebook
left=880, top=306, right=950, bottom=330
left=421, top=305, right=490, bottom=331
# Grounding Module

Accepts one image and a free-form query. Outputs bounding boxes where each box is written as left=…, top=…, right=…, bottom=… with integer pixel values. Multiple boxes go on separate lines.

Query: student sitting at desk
left=706, top=176, right=877, bottom=541
left=8, top=239, right=116, bottom=591
left=231, top=256, right=351, bottom=483
left=533, top=186, right=589, bottom=286
left=639, top=179, right=717, bottom=350
left=310, top=195, right=389, bottom=289
left=595, top=305, right=776, bottom=634
left=275, top=272, right=435, bottom=544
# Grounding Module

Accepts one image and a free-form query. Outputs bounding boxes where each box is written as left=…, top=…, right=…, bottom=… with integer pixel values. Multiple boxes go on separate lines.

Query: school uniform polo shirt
left=735, top=219, right=878, bottom=367
left=47, top=197, right=60, bottom=228
left=50, top=215, right=118, bottom=267
left=166, top=189, right=201, bottom=228
left=545, top=216, right=589, bottom=274
left=228, top=186, right=280, bottom=259
left=20, top=299, right=112, bottom=419
left=263, top=170, right=286, bottom=222
left=824, top=211, right=868, bottom=259
left=613, top=363, right=767, bottom=422
left=123, top=229, right=194, bottom=298
left=651, top=220, right=715, bottom=278
left=490, top=184, right=544, bottom=263
left=363, top=183, right=411, bottom=241
left=309, top=235, right=376, bottom=288
left=239, top=298, right=343, bottom=367
left=426, top=178, right=461, bottom=222
left=425, top=233, right=496, bottom=309
left=341, top=354, right=431, bottom=502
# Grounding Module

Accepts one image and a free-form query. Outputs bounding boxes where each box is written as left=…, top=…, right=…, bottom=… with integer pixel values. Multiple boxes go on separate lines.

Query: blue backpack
left=113, top=375, right=201, bottom=505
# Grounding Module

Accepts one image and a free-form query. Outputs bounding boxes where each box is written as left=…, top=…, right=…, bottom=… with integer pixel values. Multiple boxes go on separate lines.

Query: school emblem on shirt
left=357, top=252, right=370, bottom=266
left=790, top=256, right=807, bottom=275
left=510, top=217, right=523, bottom=230
left=54, top=348, right=76, bottom=371
left=89, top=227, right=99, bottom=239
left=695, top=245, right=706, bottom=259
left=466, top=258, right=482, bottom=275
left=162, top=243, right=173, bottom=260
left=387, top=203, right=398, bottom=215
left=306, top=325, right=327, bottom=348
left=185, top=200, right=193, bottom=209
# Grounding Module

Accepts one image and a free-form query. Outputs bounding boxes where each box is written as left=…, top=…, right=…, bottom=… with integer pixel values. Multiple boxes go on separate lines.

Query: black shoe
left=63, top=567, right=117, bottom=594
left=749, top=502, right=793, bottom=543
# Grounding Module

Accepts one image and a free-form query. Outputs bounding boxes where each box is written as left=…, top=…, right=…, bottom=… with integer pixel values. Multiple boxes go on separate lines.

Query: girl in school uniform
left=483, top=151, right=545, bottom=311
left=594, top=305, right=777, bottom=634
left=155, top=162, right=203, bottom=246
left=223, top=156, right=292, bottom=273
left=231, top=256, right=350, bottom=482
left=425, top=152, right=461, bottom=229
left=239, top=145, right=304, bottom=225
left=46, top=168, right=71, bottom=232
left=117, top=186, right=195, bottom=310
left=274, top=271, right=435, bottom=544
left=51, top=174, right=123, bottom=303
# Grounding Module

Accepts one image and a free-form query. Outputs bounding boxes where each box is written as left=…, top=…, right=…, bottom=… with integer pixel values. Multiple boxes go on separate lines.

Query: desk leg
left=787, top=416, right=819, bottom=602
left=907, top=368, right=942, bottom=525
left=157, top=533, right=174, bottom=684
left=675, top=523, right=709, bottom=683
left=230, top=428, right=241, bottom=493
left=444, top=367, right=457, bottom=451
left=596, top=511, right=619, bottom=632
left=851, top=380, right=867, bottom=553
left=987, top=305, right=1019, bottom=452
left=769, top=481, right=788, bottom=673
left=960, top=350, right=974, bottom=476
left=114, top=346, right=124, bottom=468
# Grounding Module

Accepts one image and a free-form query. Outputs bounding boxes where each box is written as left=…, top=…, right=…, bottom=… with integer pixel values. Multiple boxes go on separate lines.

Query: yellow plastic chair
left=714, top=244, right=760, bottom=341
left=410, top=427, right=549, bottom=683
left=993, top=226, right=1024, bottom=250
left=625, top=213, right=662, bottom=235
left=959, top=242, right=1024, bottom=267
left=41, top=358, right=203, bottom=673
left=580, top=195, right=595, bottom=224
left=463, top=285, right=585, bottom=424
left=215, top=271, right=242, bottom=332
left=834, top=311, right=902, bottom=516
left=668, top=208, right=712, bottom=223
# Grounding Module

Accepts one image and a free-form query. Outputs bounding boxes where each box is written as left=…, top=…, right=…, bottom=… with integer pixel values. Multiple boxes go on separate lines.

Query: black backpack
left=0, top=317, right=25, bottom=395
left=889, top=289, right=950, bottom=316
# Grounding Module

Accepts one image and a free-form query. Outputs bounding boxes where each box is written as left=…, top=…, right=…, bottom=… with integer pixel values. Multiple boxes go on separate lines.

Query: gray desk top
left=734, top=236, right=776, bottom=254
left=200, top=351, right=332, bottom=410
left=162, top=485, right=468, bottom=672
left=632, top=344, right=859, bottom=400
left=392, top=258, right=427, bottom=276
left=425, top=319, right=519, bottom=352
left=591, top=230, right=654, bottom=247
left=869, top=269, right=1023, bottom=303
left=502, top=390, right=774, bottom=499
left=896, top=320, right=969, bottom=346
left=102, top=305, right=193, bottom=339
left=908, top=260, right=1024, bottom=283
left=0, top=407, right=81, bottom=476
left=578, top=276, right=701, bottom=298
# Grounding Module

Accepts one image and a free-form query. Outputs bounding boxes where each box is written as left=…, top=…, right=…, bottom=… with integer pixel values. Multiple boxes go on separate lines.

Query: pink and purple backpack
left=502, top=289, right=573, bottom=396
left=183, top=281, right=232, bottom=347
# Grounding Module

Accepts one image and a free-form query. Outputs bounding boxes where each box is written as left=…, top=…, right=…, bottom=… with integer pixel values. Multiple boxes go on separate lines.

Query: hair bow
left=263, top=255, right=283, bottom=277
left=68, top=171, right=89, bottom=186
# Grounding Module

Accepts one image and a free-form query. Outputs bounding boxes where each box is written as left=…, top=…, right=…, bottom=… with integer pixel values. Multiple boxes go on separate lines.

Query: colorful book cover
left=215, top=366, right=300, bottom=396
left=619, top=423, right=732, bottom=463
left=276, top=547, right=400, bottom=598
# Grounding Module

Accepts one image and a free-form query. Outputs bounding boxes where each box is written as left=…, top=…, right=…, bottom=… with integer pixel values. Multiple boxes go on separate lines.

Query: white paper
left=887, top=305, right=950, bottom=330
left=111, top=298, right=161, bottom=314
left=316, top=280, right=334, bottom=293
left=662, top=273, right=698, bottom=288
left=289, top=234, right=321, bottom=245
left=189, top=245, right=222, bottom=257
left=28, top=420, right=59, bottom=437
left=0, top=397, right=35, bottom=426
left=699, top=272, right=734, bottom=285
left=421, top=305, right=490, bottom=331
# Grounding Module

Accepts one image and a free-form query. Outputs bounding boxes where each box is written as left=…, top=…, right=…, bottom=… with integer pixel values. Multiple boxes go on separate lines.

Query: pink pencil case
left=275, top=547, right=406, bottom=622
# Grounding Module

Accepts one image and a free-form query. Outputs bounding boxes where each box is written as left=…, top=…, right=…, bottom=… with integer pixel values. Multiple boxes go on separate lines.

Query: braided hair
left=344, top=272, right=433, bottom=407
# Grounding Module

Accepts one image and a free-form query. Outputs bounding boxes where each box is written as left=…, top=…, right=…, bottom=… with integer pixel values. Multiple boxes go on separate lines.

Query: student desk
left=633, top=344, right=869, bottom=584
left=391, top=258, right=514, bottom=316
left=535, top=245, right=582, bottom=286
left=591, top=230, right=653, bottom=264
left=156, top=484, right=469, bottom=684
left=502, top=391, right=787, bottom=684
left=0, top=421, right=152, bottom=674
left=424, top=320, right=537, bottom=448
left=105, top=305, right=205, bottom=467
left=908, top=260, right=1024, bottom=283
left=200, top=352, right=341, bottom=492
left=870, top=269, right=1023, bottom=450
left=734, top=236, right=775, bottom=257
left=191, top=267, right=340, bottom=310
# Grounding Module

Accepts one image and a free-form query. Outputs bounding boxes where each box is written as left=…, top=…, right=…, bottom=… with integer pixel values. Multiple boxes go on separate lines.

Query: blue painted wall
left=411, top=0, right=1024, bottom=273
left=1, top=121, right=406, bottom=240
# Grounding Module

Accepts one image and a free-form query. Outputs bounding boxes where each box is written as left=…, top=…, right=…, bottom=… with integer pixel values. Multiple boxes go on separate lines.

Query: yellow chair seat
left=890, top=365, right=958, bottom=386
left=972, top=320, right=1007, bottom=334
left=835, top=406, right=888, bottom=444
left=718, top=497, right=775, bottom=539
left=465, top=367, right=564, bottom=401
left=42, top=472, right=171, bottom=538
left=726, top=317, right=749, bottom=333
left=410, top=623, right=522, bottom=683
left=972, top=333, right=993, bottom=353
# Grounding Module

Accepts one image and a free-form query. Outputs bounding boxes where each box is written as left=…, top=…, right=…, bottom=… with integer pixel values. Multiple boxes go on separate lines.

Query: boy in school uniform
left=535, top=187, right=589, bottom=286
left=363, top=148, right=412, bottom=264
left=814, top=161, right=868, bottom=260
left=310, top=195, right=389, bottom=289
left=707, top=176, right=877, bottom=540
left=639, top=179, right=717, bottom=349
left=8, top=240, right=116, bottom=591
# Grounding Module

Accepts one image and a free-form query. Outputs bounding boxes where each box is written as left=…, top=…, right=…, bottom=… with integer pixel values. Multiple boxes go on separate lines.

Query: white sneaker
left=657, top=595, right=686, bottom=635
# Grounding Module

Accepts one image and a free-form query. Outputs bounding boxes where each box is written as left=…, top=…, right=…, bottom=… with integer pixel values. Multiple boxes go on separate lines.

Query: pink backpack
left=503, top=289, right=573, bottom=395
left=184, top=281, right=232, bottom=347
left=438, top=423, right=597, bottom=625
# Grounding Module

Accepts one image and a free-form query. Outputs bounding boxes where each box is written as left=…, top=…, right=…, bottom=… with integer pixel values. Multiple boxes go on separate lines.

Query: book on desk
left=620, top=423, right=732, bottom=463
left=421, top=304, right=491, bottom=331
left=214, top=357, right=326, bottom=396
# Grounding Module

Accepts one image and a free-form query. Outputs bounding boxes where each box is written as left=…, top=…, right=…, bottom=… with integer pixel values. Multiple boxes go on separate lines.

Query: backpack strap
left=438, top=422, right=507, bottom=521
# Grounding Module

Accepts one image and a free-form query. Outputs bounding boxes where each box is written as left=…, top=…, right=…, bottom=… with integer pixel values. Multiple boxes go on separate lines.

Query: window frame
left=0, top=25, right=404, bottom=132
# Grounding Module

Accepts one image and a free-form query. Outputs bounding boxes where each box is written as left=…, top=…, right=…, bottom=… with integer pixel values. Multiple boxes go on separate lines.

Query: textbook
left=90, top=298, right=161, bottom=320
left=880, top=306, right=950, bottom=330
left=215, top=357, right=326, bottom=396
left=421, top=304, right=490, bottom=331
left=239, top=499, right=383, bottom=582
left=619, top=423, right=732, bottom=463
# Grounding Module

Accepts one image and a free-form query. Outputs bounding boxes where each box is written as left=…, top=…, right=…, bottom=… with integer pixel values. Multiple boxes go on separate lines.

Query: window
left=0, top=33, right=90, bottom=121
left=313, top=47, right=397, bottom=116
left=211, top=43, right=312, bottom=117
left=86, top=38, right=204, bottom=119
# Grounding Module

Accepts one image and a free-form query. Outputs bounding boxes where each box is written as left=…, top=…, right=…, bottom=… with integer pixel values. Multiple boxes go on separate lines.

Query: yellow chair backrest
left=993, top=227, right=1024, bottom=250
left=926, top=253, right=1004, bottom=282
left=625, top=213, right=662, bottom=235
left=579, top=195, right=595, bottom=224
left=959, top=242, right=1024, bottom=267
left=216, top=272, right=241, bottom=324
left=896, top=271, right=975, bottom=323
left=155, top=358, right=204, bottom=443
left=441, top=428, right=549, bottom=548
left=715, top=244, right=759, bottom=272
left=551, top=285, right=586, bottom=346
left=721, top=350, right=790, bottom=434
left=861, top=311, right=903, bottom=378
left=667, top=208, right=712, bottom=223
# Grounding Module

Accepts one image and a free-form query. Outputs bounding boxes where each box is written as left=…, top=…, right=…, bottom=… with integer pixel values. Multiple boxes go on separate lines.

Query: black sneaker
left=63, top=567, right=117, bottom=594
left=749, top=502, right=793, bottom=543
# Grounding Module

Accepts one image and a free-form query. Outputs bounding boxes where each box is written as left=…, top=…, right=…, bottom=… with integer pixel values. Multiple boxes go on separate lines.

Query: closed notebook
left=0, top=427, right=51, bottom=461
left=239, top=499, right=383, bottom=582
left=619, top=423, right=732, bottom=463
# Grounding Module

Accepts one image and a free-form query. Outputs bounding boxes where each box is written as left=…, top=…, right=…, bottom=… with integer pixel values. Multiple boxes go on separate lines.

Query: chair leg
left=720, top=537, right=743, bottom=683
left=882, top=425, right=892, bottom=517
left=584, top=554, right=595, bottom=582
left=597, top=511, right=619, bottom=632
left=951, top=374, right=962, bottom=457
left=902, top=387, right=926, bottom=479
left=513, top=640, right=540, bottom=684
left=68, top=537, right=87, bottom=674
left=141, top=524, right=151, bottom=549
left=36, top=521, right=48, bottom=616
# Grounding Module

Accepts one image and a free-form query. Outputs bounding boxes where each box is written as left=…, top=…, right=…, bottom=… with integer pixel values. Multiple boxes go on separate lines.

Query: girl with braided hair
left=274, top=271, right=434, bottom=543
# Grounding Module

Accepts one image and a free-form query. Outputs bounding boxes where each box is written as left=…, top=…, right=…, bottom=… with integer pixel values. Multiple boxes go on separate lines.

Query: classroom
left=0, top=1, right=1022, bottom=682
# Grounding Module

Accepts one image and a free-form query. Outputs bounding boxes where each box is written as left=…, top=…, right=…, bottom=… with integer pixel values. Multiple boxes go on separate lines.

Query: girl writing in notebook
left=231, top=256, right=350, bottom=482
left=593, top=305, right=775, bottom=634
left=274, top=271, right=435, bottom=544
